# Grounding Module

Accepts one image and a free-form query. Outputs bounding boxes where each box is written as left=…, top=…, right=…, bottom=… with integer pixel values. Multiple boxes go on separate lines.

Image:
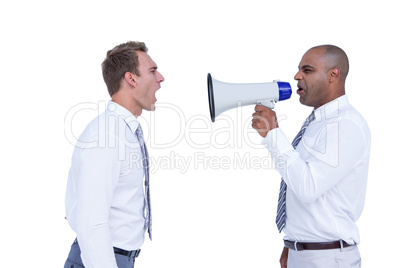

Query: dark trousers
left=64, top=239, right=139, bottom=268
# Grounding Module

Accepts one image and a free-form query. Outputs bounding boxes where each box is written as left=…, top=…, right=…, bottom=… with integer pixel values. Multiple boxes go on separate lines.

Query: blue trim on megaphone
left=277, top=82, right=292, bottom=101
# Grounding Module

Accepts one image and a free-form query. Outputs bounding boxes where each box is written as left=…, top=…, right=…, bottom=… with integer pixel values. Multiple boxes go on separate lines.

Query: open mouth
left=297, top=84, right=305, bottom=94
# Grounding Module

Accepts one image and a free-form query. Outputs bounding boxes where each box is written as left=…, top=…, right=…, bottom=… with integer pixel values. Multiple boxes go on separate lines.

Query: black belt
left=284, top=240, right=354, bottom=251
left=74, top=239, right=140, bottom=258
left=113, top=247, right=141, bottom=258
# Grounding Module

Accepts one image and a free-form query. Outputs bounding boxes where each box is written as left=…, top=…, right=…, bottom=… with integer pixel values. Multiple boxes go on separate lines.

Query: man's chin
left=145, top=104, right=157, bottom=111
left=299, top=98, right=315, bottom=108
left=299, top=97, right=309, bottom=107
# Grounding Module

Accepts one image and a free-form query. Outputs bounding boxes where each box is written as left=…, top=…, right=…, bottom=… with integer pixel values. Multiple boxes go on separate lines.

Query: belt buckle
left=294, top=241, right=304, bottom=251
left=134, top=249, right=141, bottom=258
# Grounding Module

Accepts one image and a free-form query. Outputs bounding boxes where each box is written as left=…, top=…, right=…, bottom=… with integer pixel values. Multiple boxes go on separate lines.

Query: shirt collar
left=313, top=95, right=349, bottom=122
left=107, top=101, right=139, bottom=134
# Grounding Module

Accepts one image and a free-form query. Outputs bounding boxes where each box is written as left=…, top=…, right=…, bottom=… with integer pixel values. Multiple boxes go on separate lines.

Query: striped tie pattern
left=275, top=111, right=315, bottom=232
left=136, top=124, right=152, bottom=240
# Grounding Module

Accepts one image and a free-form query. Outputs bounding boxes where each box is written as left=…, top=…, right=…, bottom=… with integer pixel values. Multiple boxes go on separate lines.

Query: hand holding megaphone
left=207, top=73, right=292, bottom=122
left=252, top=104, right=279, bottom=138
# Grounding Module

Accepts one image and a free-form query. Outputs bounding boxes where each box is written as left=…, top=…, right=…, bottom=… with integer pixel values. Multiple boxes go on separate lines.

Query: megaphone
left=207, top=73, right=292, bottom=122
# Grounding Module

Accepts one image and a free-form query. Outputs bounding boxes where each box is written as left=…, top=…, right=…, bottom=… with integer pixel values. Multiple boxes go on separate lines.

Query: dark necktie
left=136, top=124, right=152, bottom=240
left=275, top=111, right=315, bottom=232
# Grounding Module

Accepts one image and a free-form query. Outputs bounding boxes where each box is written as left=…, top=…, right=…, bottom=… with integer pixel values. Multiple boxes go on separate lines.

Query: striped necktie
left=275, top=111, right=315, bottom=232
left=136, top=124, right=152, bottom=240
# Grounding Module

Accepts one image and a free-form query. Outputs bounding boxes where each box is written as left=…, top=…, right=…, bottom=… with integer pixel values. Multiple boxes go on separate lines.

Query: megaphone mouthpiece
left=207, top=73, right=292, bottom=122
left=277, top=82, right=293, bottom=100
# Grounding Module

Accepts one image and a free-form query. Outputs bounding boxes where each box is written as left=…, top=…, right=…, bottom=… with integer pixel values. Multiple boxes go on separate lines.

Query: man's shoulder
left=340, top=103, right=369, bottom=129
left=338, top=104, right=371, bottom=143
left=74, top=111, right=122, bottom=149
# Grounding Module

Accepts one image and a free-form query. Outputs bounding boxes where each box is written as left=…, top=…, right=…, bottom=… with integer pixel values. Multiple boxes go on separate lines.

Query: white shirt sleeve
left=262, top=119, right=367, bottom=203
left=68, top=138, right=121, bottom=268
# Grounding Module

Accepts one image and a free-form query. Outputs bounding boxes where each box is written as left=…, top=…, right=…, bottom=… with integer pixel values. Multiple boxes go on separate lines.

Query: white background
left=1, top=0, right=401, bottom=267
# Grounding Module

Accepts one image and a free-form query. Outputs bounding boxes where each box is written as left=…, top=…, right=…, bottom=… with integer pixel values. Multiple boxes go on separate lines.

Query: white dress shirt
left=262, top=95, right=371, bottom=244
left=65, top=101, right=146, bottom=268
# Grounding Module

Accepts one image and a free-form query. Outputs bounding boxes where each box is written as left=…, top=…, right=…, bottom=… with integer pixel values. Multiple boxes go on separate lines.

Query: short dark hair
left=312, top=44, right=349, bottom=81
left=101, top=41, right=148, bottom=96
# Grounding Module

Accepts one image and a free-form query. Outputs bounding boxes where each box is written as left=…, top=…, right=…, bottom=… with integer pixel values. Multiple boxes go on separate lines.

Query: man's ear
left=328, top=67, right=340, bottom=83
left=124, top=72, right=137, bottom=87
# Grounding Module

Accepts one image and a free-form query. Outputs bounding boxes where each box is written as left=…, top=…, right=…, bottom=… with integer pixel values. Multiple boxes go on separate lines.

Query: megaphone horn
left=207, top=73, right=292, bottom=122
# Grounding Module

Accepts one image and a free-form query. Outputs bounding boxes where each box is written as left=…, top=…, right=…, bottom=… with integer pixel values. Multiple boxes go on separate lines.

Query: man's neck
left=111, top=95, right=142, bottom=117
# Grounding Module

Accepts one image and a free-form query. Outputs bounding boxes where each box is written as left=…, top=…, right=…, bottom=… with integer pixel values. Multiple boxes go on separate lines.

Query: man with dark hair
left=64, top=41, right=164, bottom=268
left=252, top=45, right=370, bottom=267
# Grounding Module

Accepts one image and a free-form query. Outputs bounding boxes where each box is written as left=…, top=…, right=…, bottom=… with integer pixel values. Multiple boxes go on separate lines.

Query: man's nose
left=157, top=71, right=165, bottom=82
left=294, top=70, right=302, bottom=80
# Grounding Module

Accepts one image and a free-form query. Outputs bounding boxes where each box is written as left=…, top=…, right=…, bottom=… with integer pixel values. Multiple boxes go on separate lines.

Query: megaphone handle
left=257, top=99, right=275, bottom=109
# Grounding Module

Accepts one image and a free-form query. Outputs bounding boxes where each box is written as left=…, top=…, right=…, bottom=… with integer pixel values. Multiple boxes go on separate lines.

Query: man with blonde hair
left=64, top=41, right=164, bottom=268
